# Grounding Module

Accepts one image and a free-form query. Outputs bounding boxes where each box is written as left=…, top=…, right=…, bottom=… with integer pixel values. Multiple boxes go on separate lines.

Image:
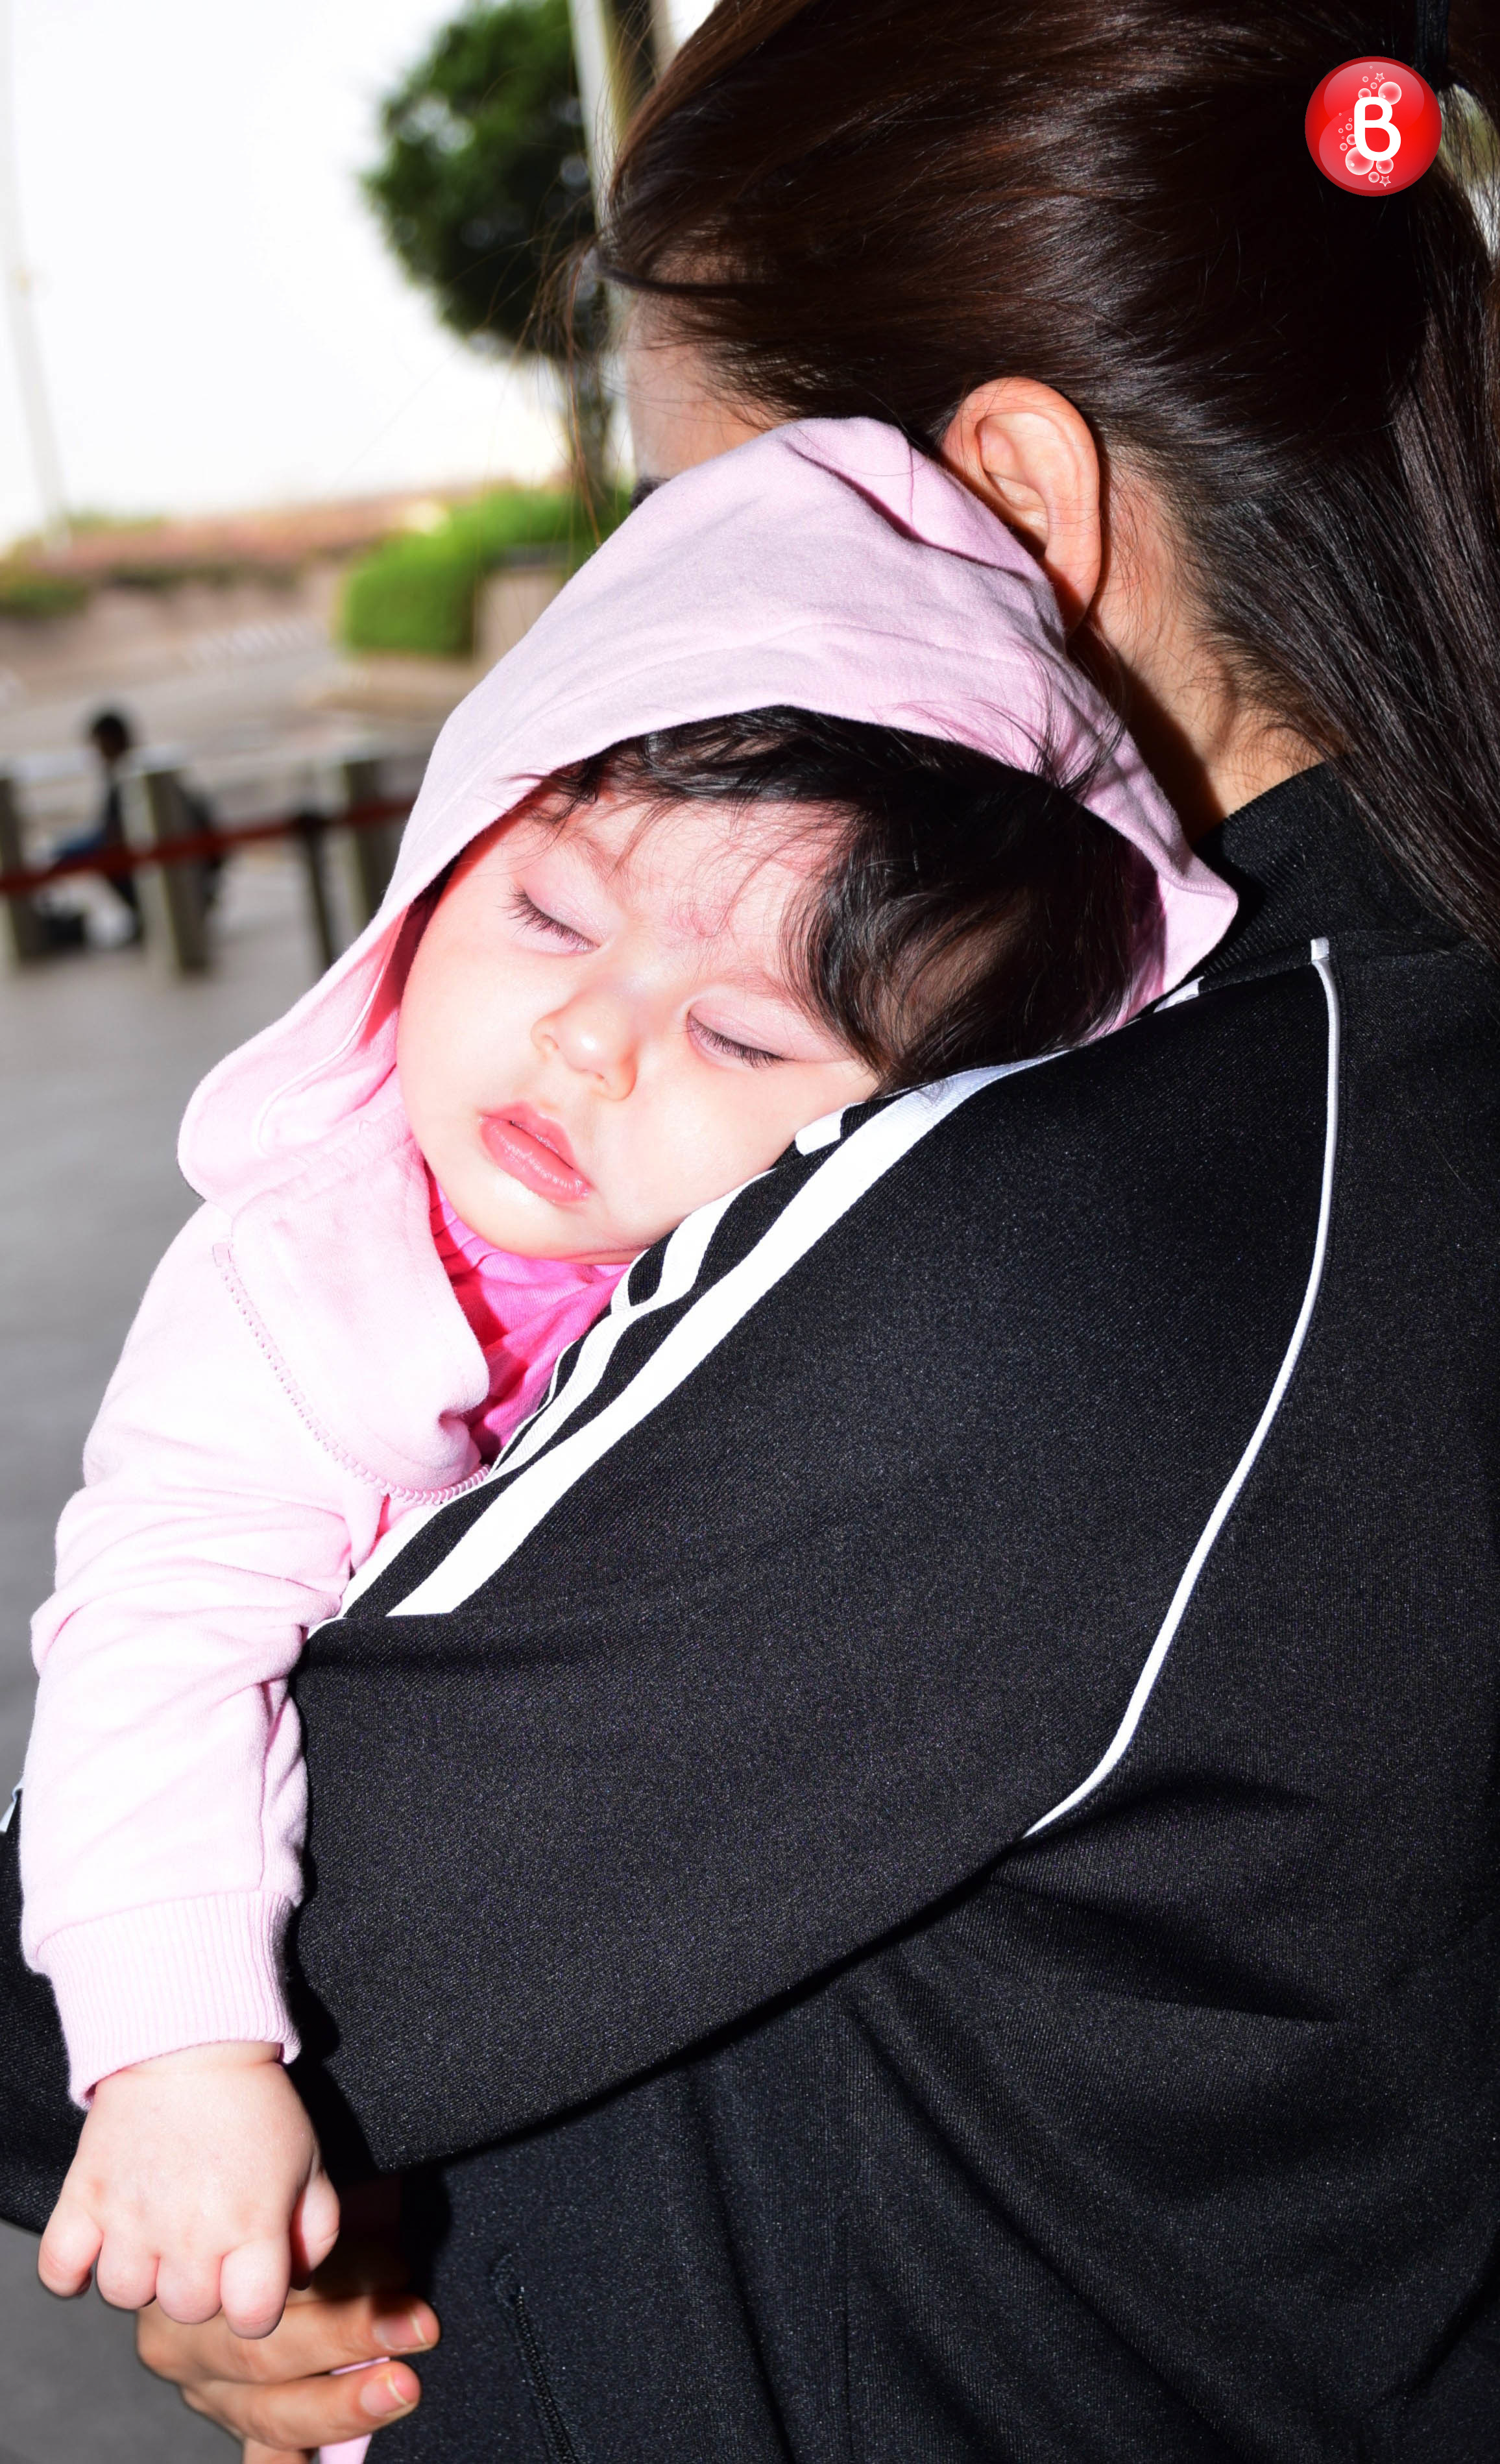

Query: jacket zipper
left=494, top=2264, right=585, bottom=2464
left=509, top=2277, right=579, bottom=2454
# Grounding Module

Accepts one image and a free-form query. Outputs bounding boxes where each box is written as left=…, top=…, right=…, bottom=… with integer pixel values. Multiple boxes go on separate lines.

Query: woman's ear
left=940, top=379, right=1104, bottom=631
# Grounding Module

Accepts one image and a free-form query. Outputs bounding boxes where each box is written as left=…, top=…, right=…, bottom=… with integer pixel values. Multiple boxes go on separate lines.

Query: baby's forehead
left=532, top=788, right=829, bottom=953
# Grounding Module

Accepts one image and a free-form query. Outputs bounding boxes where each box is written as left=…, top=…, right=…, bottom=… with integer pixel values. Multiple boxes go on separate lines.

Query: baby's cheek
left=659, top=1085, right=803, bottom=1211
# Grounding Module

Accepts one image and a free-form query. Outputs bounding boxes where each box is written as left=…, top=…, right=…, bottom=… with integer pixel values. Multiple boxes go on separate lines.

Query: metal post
left=292, top=811, right=339, bottom=974
left=0, top=770, right=46, bottom=963
left=566, top=0, right=661, bottom=498
left=125, top=766, right=211, bottom=975
left=568, top=0, right=623, bottom=193
left=340, top=756, right=401, bottom=932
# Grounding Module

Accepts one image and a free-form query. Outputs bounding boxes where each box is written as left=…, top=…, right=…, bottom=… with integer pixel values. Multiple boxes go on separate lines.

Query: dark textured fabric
left=288, top=769, right=1500, bottom=2459
left=0, top=1804, right=80, bottom=2228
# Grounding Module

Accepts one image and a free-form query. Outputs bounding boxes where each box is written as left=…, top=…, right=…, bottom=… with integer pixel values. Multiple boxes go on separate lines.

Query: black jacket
left=278, top=767, right=1500, bottom=2460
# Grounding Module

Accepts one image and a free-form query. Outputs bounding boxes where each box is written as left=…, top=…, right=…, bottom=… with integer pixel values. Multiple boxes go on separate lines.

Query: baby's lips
left=480, top=1108, right=594, bottom=1203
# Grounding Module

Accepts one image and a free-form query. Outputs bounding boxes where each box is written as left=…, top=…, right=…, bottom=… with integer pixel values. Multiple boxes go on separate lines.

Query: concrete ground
left=0, top=850, right=325, bottom=2458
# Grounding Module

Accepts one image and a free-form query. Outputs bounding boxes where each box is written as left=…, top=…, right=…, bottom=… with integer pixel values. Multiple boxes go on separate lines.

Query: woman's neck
left=1080, top=480, right=1319, bottom=839
left=1098, top=644, right=1318, bottom=842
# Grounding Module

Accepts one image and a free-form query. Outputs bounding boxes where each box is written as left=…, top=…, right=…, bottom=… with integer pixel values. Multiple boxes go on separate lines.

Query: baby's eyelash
left=509, top=888, right=590, bottom=948
left=692, top=1020, right=784, bottom=1069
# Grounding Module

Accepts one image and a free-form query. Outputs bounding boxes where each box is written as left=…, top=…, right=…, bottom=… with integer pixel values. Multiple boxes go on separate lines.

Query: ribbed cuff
left=40, top=1893, right=300, bottom=2103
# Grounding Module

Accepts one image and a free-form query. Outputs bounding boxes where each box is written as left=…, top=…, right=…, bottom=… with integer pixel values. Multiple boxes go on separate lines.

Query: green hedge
left=340, top=485, right=627, bottom=659
left=0, top=569, right=90, bottom=620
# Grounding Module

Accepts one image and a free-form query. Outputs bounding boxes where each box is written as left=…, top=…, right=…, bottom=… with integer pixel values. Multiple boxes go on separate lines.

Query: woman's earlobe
left=940, top=378, right=1104, bottom=631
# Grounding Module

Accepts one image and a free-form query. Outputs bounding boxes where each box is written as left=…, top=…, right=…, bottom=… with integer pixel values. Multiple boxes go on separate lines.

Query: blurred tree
left=363, top=0, right=612, bottom=496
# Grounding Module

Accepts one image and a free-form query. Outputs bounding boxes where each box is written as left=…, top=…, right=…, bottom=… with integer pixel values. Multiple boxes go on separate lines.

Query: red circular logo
left=1305, top=57, right=1443, bottom=194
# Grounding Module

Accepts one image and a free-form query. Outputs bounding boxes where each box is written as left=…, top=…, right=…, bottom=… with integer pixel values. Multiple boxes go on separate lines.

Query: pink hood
left=181, top=417, right=1234, bottom=1217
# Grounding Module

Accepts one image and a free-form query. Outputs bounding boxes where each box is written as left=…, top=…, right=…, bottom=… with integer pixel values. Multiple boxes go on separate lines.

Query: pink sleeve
left=22, top=1207, right=388, bottom=2100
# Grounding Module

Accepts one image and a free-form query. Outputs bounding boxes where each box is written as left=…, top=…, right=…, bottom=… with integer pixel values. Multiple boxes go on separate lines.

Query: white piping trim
left=387, top=1064, right=1037, bottom=1618
left=494, top=1179, right=749, bottom=1482
left=1024, top=937, right=1340, bottom=1838
left=795, top=1106, right=849, bottom=1155
left=333, top=1181, right=752, bottom=1617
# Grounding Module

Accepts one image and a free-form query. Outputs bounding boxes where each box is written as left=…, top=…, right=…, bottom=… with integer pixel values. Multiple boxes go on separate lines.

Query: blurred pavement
left=0, top=850, right=322, bottom=2458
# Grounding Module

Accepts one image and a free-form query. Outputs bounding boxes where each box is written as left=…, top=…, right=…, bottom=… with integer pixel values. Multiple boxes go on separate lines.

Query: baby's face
left=397, top=791, right=878, bottom=1261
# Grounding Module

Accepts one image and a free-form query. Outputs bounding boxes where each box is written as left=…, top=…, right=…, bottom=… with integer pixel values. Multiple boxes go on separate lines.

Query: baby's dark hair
left=540, top=707, right=1152, bottom=1091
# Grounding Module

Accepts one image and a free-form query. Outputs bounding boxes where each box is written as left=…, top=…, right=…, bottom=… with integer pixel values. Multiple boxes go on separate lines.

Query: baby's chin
left=444, top=1164, right=647, bottom=1266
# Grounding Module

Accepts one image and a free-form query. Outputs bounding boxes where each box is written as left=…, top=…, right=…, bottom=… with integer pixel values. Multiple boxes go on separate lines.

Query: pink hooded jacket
left=22, top=420, right=1237, bottom=2100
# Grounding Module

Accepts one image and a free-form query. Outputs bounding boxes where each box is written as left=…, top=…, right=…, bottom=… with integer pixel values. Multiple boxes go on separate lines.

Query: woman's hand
left=135, top=2182, right=436, bottom=2461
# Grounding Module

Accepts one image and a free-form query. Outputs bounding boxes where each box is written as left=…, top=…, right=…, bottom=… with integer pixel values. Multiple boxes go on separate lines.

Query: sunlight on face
left=396, top=792, right=878, bottom=1262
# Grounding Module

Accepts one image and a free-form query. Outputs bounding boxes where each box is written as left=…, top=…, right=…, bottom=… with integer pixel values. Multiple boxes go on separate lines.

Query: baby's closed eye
left=507, top=888, right=596, bottom=950
left=688, top=1019, right=786, bottom=1069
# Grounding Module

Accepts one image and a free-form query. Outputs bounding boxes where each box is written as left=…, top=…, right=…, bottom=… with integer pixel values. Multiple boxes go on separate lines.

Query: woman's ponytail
left=1272, top=88, right=1500, bottom=950
left=606, top=1, right=1500, bottom=956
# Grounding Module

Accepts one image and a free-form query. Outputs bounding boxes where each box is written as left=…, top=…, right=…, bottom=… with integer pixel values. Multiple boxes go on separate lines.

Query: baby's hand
left=37, top=2042, right=339, bottom=2338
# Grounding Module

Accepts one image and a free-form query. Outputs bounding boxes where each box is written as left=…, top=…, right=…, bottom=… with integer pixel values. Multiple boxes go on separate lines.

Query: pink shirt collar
left=429, top=1176, right=627, bottom=1459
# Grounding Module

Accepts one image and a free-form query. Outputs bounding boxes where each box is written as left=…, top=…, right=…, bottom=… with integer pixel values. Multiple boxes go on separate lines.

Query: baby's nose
left=536, top=991, right=638, bottom=1098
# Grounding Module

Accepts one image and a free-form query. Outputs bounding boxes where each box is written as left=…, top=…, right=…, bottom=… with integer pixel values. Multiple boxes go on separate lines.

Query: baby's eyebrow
left=680, top=934, right=804, bottom=1002
left=559, top=825, right=619, bottom=878
left=548, top=816, right=806, bottom=995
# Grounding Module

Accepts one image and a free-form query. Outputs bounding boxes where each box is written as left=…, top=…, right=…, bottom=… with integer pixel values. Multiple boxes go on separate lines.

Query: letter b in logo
left=1305, top=56, right=1442, bottom=195
left=1353, top=93, right=1401, bottom=164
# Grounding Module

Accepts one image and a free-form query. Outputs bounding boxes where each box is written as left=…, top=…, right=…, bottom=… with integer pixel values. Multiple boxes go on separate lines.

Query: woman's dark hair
left=538, top=707, right=1149, bottom=1088
left=601, top=1, right=1500, bottom=961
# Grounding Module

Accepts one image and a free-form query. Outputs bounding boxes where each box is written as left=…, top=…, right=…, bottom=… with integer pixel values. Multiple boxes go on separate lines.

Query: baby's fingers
left=93, top=2231, right=162, bottom=2313
left=37, top=2192, right=104, bottom=2300
left=291, top=2169, right=341, bottom=2280
left=219, top=2237, right=294, bottom=2341
left=153, top=2246, right=234, bottom=2329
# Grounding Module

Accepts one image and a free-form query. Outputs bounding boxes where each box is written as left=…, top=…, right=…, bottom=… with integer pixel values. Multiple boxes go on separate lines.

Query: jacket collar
left=1196, top=764, right=1458, bottom=980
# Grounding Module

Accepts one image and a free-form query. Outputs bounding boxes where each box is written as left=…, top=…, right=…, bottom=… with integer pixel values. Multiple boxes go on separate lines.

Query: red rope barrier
left=0, top=796, right=413, bottom=901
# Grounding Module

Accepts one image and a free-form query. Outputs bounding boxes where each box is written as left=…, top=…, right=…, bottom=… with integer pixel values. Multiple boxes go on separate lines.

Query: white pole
left=568, top=0, right=718, bottom=195
left=657, top=0, right=717, bottom=56
left=564, top=0, right=710, bottom=492
left=567, top=0, right=624, bottom=198
left=0, top=0, right=67, bottom=551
